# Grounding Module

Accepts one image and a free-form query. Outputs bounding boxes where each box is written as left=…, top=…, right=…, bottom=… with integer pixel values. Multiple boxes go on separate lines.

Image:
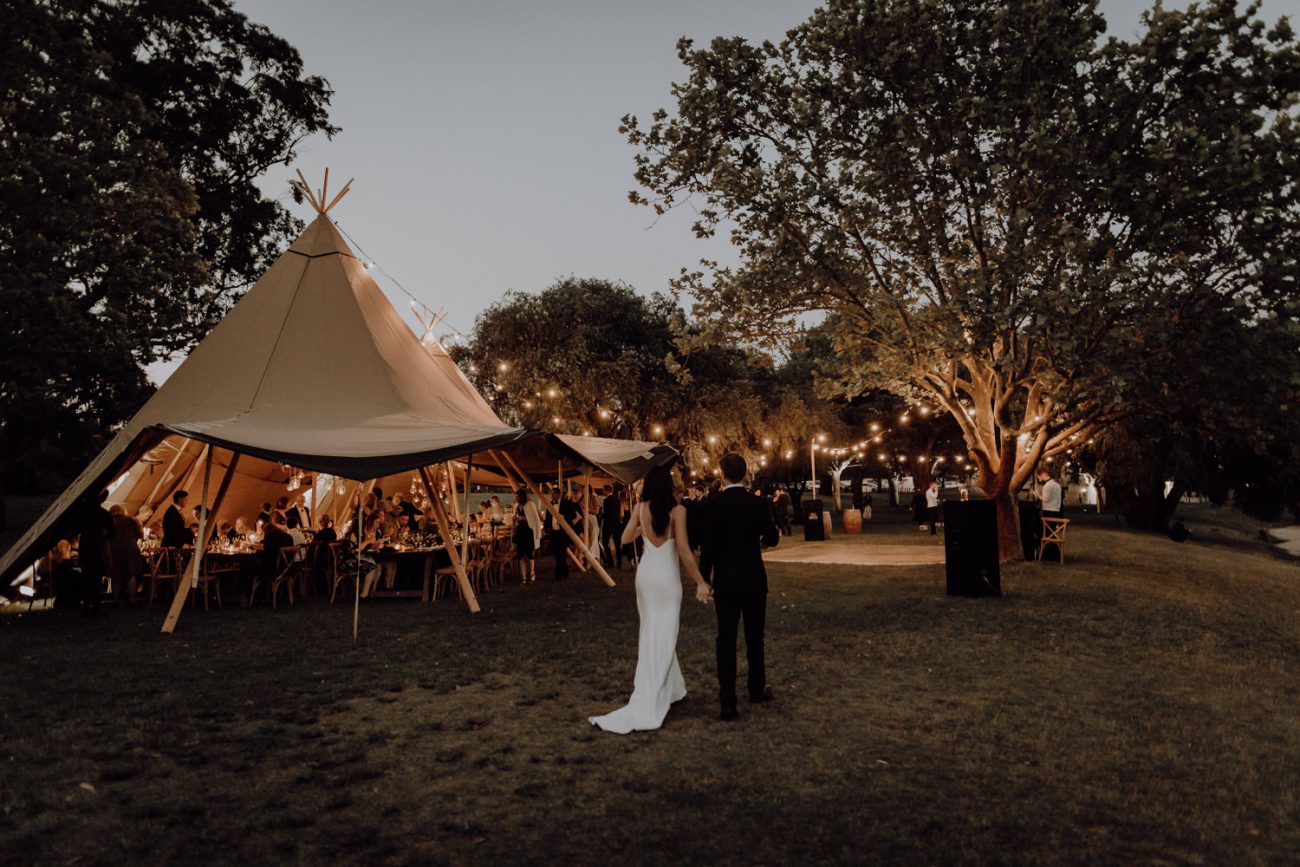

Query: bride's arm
left=673, top=505, right=712, bottom=604
left=620, top=502, right=641, bottom=546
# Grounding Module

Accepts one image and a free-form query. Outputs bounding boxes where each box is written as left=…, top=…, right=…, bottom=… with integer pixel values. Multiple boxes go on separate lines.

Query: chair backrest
left=1041, top=517, right=1070, bottom=544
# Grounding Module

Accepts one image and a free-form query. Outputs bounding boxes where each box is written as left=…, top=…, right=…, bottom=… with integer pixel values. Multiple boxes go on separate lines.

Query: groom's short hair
left=719, top=453, right=746, bottom=483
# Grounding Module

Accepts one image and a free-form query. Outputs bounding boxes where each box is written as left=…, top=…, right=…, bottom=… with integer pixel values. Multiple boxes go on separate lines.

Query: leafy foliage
left=624, top=0, right=1300, bottom=555
left=0, top=0, right=336, bottom=496
left=450, top=277, right=846, bottom=482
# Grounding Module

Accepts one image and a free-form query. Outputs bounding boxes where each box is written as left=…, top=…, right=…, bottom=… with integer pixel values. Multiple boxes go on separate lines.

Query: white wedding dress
left=589, top=505, right=686, bottom=733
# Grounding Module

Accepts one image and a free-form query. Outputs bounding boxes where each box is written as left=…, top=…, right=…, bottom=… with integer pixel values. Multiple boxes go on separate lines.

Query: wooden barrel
left=842, top=508, right=862, bottom=533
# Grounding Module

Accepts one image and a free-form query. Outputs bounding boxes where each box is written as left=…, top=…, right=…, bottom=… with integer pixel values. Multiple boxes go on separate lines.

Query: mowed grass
left=1, top=505, right=1297, bottom=866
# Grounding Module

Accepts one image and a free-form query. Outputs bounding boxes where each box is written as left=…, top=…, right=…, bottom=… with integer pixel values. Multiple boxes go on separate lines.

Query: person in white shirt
left=924, top=481, right=941, bottom=536
left=1037, top=469, right=1063, bottom=518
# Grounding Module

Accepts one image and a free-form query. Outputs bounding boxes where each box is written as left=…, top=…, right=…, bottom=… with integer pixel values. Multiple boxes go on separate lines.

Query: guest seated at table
left=314, top=515, right=338, bottom=544
left=490, top=496, right=504, bottom=524
left=393, top=493, right=422, bottom=525
left=358, top=515, right=396, bottom=596
left=255, top=513, right=294, bottom=605
left=234, top=516, right=252, bottom=540
left=216, top=520, right=235, bottom=543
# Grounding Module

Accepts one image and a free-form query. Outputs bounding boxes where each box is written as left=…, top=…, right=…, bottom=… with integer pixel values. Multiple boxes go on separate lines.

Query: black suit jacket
left=161, top=504, right=193, bottom=548
left=699, top=486, right=779, bottom=596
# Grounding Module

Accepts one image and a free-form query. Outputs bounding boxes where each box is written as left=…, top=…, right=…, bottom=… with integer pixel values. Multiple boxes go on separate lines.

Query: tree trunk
left=976, top=436, right=1022, bottom=562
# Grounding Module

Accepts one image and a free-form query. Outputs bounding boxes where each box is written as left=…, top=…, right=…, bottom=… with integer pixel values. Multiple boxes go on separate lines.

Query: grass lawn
left=1, top=504, right=1297, bottom=865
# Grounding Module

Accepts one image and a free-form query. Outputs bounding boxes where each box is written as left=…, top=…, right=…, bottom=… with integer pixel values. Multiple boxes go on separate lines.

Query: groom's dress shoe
left=749, top=686, right=774, bottom=704
left=719, top=707, right=739, bottom=721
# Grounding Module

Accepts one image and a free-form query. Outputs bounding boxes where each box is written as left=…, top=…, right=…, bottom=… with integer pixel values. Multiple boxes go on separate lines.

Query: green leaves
left=0, top=0, right=336, bottom=493
left=626, top=0, right=1299, bottom=493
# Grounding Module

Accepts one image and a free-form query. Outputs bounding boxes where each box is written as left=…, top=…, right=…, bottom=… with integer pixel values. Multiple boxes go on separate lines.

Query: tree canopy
left=450, top=277, right=846, bottom=483
left=624, top=0, right=1300, bottom=556
left=0, top=0, right=336, bottom=496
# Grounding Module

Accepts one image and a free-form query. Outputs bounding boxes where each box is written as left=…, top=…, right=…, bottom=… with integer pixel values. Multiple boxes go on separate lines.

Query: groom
left=699, top=453, right=780, bottom=721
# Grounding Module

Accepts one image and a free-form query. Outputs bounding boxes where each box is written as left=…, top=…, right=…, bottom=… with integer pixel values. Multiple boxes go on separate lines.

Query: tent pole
left=161, top=450, right=240, bottom=633
left=461, top=454, right=474, bottom=568
left=353, top=492, right=362, bottom=643
left=445, top=461, right=460, bottom=522
left=141, top=438, right=186, bottom=519
left=309, top=471, right=319, bottom=530
left=146, top=438, right=203, bottom=526
left=498, top=451, right=614, bottom=588
left=160, top=445, right=211, bottom=633
left=418, top=466, right=479, bottom=613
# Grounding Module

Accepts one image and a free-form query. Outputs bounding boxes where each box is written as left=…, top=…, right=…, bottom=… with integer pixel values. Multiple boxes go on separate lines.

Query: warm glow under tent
left=0, top=178, right=675, bottom=629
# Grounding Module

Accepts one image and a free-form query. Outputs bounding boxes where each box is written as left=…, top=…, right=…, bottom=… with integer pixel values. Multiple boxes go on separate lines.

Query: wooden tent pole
left=146, top=438, right=203, bottom=525
left=141, top=439, right=186, bottom=518
left=353, top=493, right=362, bottom=643
left=162, top=447, right=237, bottom=633
left=309, top=472, right=319, bottom=530
left=461, top=454, right=474, bottom=568
left=445, top=461, right=460, bottom=521
left=418, top=466, right=479, bottom=613
left=498, top=451, right=614, bottom=588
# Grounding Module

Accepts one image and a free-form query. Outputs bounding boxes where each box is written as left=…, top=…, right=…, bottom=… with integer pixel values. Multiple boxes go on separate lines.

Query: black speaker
left=802, top=499, right=825, bottom=542
left=943, top=501, right=1000, bottom=597
left=1018, top=500, right=1042, bottom=561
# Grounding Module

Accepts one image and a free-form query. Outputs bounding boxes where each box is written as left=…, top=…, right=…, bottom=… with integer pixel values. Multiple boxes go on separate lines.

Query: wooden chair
left=147, top=548, right=185, bottom=605
left=270, top=546, right=310, bottom=609
left=425, top=552, right=457, bottom=602
left=1038, top=517, right=1070, bottom=565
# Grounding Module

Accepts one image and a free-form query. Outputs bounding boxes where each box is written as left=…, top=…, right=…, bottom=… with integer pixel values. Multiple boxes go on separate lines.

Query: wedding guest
left=552, top=487, right=583, bottom=580
left=513, top=488, right=542, bottom=584
left=314, top=515, right=338, bottom=544
left=1037, top=468, right=1063, bottom=519
left=76, top=492, right=112, bottom=616
left=107, top=503, right=144, bottom=605
left=162, top=490, right=194, bottom=548
left=216, top=520, right=235, bottom=543
left=600, top=484, right=623, bottom=568
left=925, top=481, right=941, bottom=536
left=255, top=513, right=294, bottom=605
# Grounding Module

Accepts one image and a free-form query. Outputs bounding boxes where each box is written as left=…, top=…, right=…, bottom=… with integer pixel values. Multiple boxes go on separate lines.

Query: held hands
left=694, top=582, right=714, bottom=605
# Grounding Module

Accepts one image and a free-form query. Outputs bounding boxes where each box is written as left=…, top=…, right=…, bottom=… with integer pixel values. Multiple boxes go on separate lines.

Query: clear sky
left=154, top=0, right=1291, bottom=381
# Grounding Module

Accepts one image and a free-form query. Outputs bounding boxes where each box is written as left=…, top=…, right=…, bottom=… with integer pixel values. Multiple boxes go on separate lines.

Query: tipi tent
left=1, top=175, right=669, bottom=627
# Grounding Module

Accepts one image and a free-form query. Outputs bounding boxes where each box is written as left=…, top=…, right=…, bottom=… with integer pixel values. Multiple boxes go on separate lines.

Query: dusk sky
left=157, top=0, right=1294, bottom=382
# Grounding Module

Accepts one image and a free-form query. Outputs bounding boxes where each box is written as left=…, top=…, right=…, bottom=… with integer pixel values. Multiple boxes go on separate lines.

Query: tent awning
left=163, top=415, right=536, bottom=479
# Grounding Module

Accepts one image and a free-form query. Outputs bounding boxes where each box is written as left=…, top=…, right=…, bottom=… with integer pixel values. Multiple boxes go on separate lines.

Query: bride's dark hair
left=639, top=464, right=676, bottom=537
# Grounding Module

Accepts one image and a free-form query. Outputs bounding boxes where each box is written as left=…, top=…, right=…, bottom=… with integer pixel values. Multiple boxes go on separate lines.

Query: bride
left=590, top=464, right=712, bottom=734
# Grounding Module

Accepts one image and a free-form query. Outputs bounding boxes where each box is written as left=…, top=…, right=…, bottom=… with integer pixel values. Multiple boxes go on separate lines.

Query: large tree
left=0, top=0, right=336, bottom=503
left=623, top=0, right=1299, bottom=558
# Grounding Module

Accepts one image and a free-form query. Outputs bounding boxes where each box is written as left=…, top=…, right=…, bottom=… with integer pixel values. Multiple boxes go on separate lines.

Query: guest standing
left=925, top=481, right=941, bottom=536
left=107, top=504, right=144, bottom=604
left=75, top=492, right=112, bottom=616
left=161, top=490, right=194, bottom=548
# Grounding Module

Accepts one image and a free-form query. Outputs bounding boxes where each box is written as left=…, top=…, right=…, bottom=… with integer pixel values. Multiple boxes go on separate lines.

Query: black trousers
left=715, top=590, right=767, bottom=708
left=551, top=532, right=570, bottom=578
left=599, top=527, right=621, bottom=567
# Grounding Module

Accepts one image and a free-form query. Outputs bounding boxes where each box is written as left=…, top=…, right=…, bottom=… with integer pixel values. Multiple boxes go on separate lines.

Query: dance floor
left=763, top=541, right=945, bottom=566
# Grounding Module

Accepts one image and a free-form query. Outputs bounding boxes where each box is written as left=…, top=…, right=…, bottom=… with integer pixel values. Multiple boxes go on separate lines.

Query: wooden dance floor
left=763, top=542, right=945, bottom=566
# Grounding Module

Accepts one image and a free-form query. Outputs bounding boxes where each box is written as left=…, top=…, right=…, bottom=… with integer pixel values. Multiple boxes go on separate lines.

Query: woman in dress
left=512, top=488, right=542, bottom=584
left=589, top=464, right=712, bottom=734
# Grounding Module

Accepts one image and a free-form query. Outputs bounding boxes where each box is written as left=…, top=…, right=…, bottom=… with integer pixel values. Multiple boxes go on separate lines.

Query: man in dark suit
left=698, top=453, right=780, bottom=721
left=161, top=490, right=194, bottom=548
left=553, top=487, right=583, bottom=580
left=599, top=484, right=623, bottom=568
